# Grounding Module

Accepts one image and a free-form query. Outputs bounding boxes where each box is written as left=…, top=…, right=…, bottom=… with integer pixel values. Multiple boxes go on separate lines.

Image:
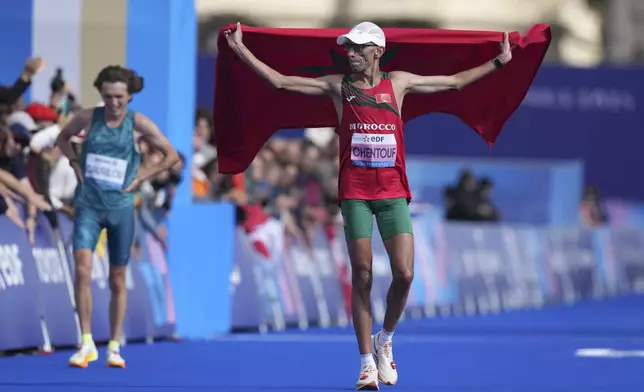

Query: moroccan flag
left=214, top=24, right=551, bottom=174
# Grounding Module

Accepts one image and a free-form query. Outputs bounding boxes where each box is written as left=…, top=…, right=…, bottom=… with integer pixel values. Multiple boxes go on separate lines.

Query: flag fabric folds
left=214, top=24, right=551, bottom=174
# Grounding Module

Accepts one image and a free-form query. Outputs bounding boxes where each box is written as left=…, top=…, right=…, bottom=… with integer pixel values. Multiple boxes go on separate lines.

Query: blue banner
left=309, top=229, right=347, bottom=325
left=134, top=229, right=175, bottom=338
left=230, top=229, right=267, bottom=329
left=5, top=201, right=644, bottom=349
left=406, top=157, right=583, bottom=226
left=602, top=228, right=644, bottom=292
left=30, top=213, right=78, bottom=347
left=124, top=240, right=154, bottom=341
left=542, top=228, right=600, bottom=302
left=57, top=212, right=175, bottom=342
left=57, top=213, right=111, bottom=342
left=284, top=235, right=328, bottom=327
left=0, top=216, right=45, bottom=351
left=230, top=212, right=644, bottom=330
left=442, top=225, right=511, bottom=313
left=232, top=221, right=350, bottom=330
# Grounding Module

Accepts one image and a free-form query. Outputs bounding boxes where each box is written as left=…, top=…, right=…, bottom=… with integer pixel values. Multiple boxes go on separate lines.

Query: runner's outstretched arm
left=224, top=22, right=337, bottom=96
left=392, top=32, right=513, bottom=94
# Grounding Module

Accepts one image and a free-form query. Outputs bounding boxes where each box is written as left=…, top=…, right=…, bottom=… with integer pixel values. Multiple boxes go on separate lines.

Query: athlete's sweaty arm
left=124, top=113, right=180, bottom=192
left=224, top=22, right=338, bottom=96
left=393, top=32, right=513, bottom=95
left=56, top=109, right=93, bottom=182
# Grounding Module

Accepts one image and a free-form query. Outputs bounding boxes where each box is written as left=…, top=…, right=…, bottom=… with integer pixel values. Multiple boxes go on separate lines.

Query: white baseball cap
left=336, top=22, right=386, bottom=48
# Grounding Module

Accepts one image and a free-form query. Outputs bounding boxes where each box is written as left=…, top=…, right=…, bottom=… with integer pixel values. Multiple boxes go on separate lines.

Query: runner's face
left=343, top=43, right=380, bottom=71
left=100, top=82, right=130, bottom=117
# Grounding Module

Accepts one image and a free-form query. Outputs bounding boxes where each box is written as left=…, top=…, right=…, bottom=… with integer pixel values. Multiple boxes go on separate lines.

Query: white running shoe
left=372, top=333, right=398, bottom=386
left=68, top=344, right=98, bottom=368
left=356, top=362, right=379, bottom=390
left=106, top=348, right=126, bottom=369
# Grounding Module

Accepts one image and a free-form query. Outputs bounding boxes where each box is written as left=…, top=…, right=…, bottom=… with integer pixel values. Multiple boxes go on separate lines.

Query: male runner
left=56, top=65, right=180, bottom=368
left=225, top=21, right=512, bottom=390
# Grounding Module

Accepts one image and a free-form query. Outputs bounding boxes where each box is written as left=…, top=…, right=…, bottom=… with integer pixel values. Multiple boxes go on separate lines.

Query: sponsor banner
left=57, top=212, right=174, bottom=342
left=542, top=228, right=602, bottom=302
left=232, top=221, right=340, bottom=329
left=310, top=229, right=347, bottom=325
left=284, top=234, right=330, bottom=327
left=231, top=213, right=644, bottom=329
left=5, top=204, right=644, bottom=347
left=30, top=213, right=79, bottom=346
left=0, top=216, right=46, bottom=351
left=135, top=229, right=176, bottom=338
left=418, top=212, right=458, bottom=309
left=441, top=224, right=511, bottom=314
left=230, top=228, right=268, bottom=329
left=231, top=219, right=311, bottom=331
left=124, top=231, right=155, bottom=341
left=57, top=213, right=111, bottom=341
left=604, top=228, right=644, bottom=292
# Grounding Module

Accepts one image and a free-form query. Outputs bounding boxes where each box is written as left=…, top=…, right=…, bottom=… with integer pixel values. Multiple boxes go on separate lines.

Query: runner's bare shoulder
left=60, top=108, right=93, bottom=136
left=322, top=74, right=345, bottom=96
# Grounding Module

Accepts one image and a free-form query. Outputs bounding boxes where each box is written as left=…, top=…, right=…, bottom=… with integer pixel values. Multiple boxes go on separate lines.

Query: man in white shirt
left=45, top=147, right=77, bottom=210
left=29, top=122, right=81, bottom=211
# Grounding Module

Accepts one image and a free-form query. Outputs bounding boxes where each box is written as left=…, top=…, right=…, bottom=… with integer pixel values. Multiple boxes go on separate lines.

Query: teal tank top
left=74, top=107, right=141, bottom=210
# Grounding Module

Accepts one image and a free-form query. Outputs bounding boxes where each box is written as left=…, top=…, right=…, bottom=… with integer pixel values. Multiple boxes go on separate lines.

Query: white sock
left=360, top=353, right=375, bottom=368
left=377, top=328, right=394, bottom=346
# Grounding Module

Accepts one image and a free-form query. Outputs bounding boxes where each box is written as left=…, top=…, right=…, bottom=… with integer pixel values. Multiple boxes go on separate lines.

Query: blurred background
left=0, top=0, right=643, bottom=359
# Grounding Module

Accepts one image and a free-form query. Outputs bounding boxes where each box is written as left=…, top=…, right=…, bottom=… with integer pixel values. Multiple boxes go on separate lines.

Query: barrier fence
left=2, top=209, right=644, bottom=351
left=230, top=212, right=644, bottom=331
left=0, top=211, right=176, bottom=352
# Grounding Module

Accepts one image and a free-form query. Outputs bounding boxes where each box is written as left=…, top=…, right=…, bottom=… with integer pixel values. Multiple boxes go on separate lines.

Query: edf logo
left=363, top=135, right=385, bottom=143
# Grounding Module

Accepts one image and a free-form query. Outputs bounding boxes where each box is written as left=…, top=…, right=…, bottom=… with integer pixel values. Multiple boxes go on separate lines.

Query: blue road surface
left=2, top=295, right=643, bottom=392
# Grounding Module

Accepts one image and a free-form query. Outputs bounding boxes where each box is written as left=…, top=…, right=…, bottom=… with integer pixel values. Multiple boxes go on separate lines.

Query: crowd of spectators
left=442, top=170, right=610, bottom=226
left=190, top=115, right=341, bottom=245
left=0, top=58, right=180, bottom=250
left=1, top=58, right=610, bottom=249
left=443, top=169, right=501, bottom=222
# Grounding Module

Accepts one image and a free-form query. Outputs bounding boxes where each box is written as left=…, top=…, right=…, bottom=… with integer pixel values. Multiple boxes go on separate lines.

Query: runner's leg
left=372, top=198, right=414, bottom=385
left=341, top=199, right=379, bottom=390
left=69, top=206, right=103, bottom=367
left=105, top=205, right=136, bottom=368
left=342, top=199, right=375, bottom=352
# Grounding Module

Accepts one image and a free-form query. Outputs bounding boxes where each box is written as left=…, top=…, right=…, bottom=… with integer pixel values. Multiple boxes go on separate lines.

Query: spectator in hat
left=25, top=102, right=59, bottom=128
left=6, top=110, right=37, bottom=146
left=5, top=102, right=59, bottom=151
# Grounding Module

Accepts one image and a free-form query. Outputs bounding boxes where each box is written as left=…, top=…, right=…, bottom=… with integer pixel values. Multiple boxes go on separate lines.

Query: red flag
left=214, top=24, right=551, bottom=174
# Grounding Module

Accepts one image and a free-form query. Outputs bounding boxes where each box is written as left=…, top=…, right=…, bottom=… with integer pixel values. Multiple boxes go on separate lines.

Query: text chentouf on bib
left=85, top=153, right=128, bottom=189
left=350, top=133, right=397, bottom=168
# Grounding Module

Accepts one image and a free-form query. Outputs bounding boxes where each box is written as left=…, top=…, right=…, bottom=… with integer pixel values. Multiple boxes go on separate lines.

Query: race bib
left=85, top=153, right=128, bottom=189
left=351, top=133, right=397, bottom=168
